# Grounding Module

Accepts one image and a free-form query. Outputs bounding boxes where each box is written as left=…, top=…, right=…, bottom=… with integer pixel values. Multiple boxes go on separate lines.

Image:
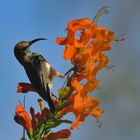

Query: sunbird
left=14, top=38, right=68, bottom=113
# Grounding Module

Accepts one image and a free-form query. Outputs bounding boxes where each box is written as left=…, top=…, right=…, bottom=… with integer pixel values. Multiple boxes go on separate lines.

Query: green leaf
left=56, top=101, right=72, bottom=112
left=60, top=119, right=73, bottom=124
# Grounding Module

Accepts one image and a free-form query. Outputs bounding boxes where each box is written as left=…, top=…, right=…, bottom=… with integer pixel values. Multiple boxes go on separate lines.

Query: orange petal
left=71, top=77, right=83, bottom=94
left=90, top=107, right=104, bottom=118
left=63, top=45, right=75, bottom=59
left=47, top=129, right=71, bottom=140
left=68, top=18, right=91, bottom=31
left=71, top=114, right=81, bottom=129
left=14, top=105, right=33, bottom=135
left=17, top=83, right=36, bottom=93
left=56, top=37, right=67, bottom=45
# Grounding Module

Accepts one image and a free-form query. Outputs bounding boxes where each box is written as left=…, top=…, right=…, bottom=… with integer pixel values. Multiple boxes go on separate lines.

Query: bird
left=14, top=38, right=66, bottom=113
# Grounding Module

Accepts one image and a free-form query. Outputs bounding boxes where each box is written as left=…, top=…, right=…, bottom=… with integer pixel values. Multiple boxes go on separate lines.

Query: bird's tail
left=45, top=84, right=55, bottom=114
left=47, top=96, right=55, bottom=113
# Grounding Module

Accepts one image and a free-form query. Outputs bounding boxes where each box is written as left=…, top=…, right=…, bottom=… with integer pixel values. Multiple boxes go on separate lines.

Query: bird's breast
left=45, top=62, right=51, bottom=77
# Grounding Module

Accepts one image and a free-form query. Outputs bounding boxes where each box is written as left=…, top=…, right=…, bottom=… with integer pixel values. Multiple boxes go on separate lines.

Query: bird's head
left=15, top=38, right=47, bottom=51
left=14, top=38, right=47, bottom=64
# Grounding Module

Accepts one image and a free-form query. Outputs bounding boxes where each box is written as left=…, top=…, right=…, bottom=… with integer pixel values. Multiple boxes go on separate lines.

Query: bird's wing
left=25, top=53, right=52, bottom=100
left=25, top=53, right=55, bottom=113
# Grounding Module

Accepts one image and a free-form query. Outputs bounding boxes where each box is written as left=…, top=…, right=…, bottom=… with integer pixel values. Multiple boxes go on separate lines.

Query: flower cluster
left=14, top=7, right=124, bottom=140
left=56, top=7, right=118, bottom=128
left=14, top=96, right=72, bottom=140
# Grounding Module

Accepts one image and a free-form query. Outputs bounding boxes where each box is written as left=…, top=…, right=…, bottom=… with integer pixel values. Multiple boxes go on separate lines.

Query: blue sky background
left=0, top=0, right=140, bottom=139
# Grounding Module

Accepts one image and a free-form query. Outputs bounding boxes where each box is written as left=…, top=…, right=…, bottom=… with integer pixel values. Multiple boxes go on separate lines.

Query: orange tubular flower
left=60, top=81, right=104, bottom=128
left=17, top=83, right=36, bottom=93
left=56, top=7, right=115, bottom=129
left=14, top=105, right=33, bottom=136
left=47, top=129, right=71, bottom=140
left=35, top=108, right=50, bottom=122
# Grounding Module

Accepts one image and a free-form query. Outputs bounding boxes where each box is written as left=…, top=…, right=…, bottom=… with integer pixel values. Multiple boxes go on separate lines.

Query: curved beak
left=29, top=38, right=48, bottom=46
